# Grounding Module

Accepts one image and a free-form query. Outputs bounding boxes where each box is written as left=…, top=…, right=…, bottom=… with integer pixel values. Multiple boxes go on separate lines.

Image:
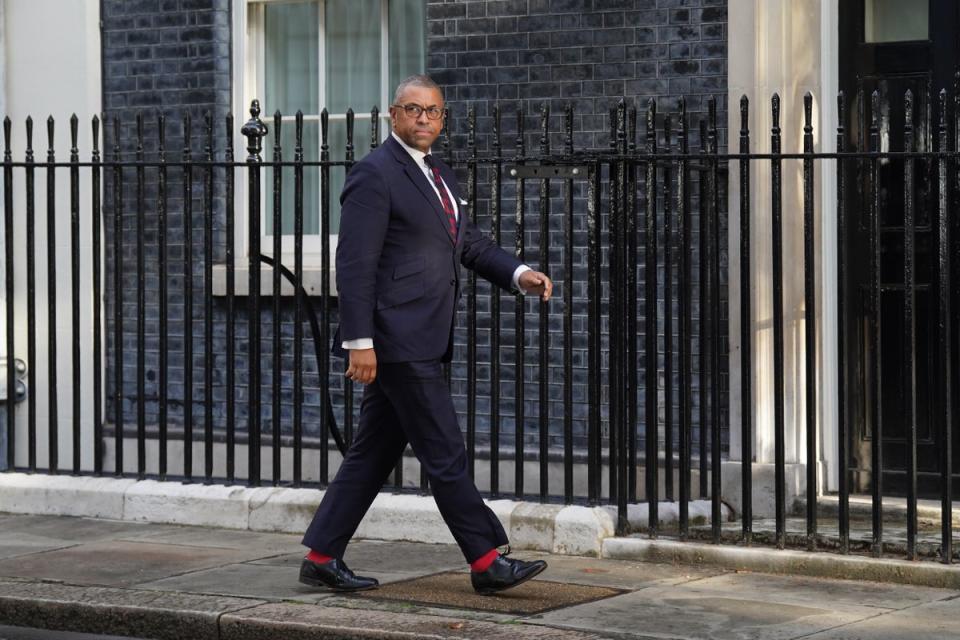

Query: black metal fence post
left=203, top=113, right=215, bottom=483
left=134, top=114, right=145, bottom=479
left=802, top=93, right=817, bottom=550
left=770, top=94, right=785, bottom=548
left=224, top=113, right=237, bottom=483
left=293, top=110, right=304, bottom=487
left=677, top=97, right=691, bottom=539
left=157, top=115, right=168, bottom=480
left=69, top=114, right=81, bottom=475
left=320, top=108, right=332, bottom=482
left=271, top=111, right=283, bottom=486
left=869, top=89, right=883, bottom=557
left=110, top=116, right=120, bottom=476
left=91, top=116, right=103, bottom=476
left=562, top=103, right=575, bottom=505
left=644, top=98, right=659, bottom=537
left=663, top=113, right=675, bottom=507
left=835, top=92, right=849, bottom=554
left=490, top=103, right=503, bottom=499
left=514, top=107, right=526, bottom=500
left=707, top=97, right=722, bottom=544
left=902, top=90, right=917, bottom=560
left=2, top=118, right=13, bottom=472
left=738, top=95, right=752, bottom=544
left=537, top=103, right=550, bottom=502
left=241, top=101, right=267, bottom=487
left=45, top=116, right=58, bottom=475
left=182, top=114, right=194, bottom=481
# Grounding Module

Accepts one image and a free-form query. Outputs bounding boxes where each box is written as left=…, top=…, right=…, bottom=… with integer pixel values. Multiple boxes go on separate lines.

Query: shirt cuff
left=342, top=338, right=374, bottom=350
left=512, top=264, right=533, bottom=293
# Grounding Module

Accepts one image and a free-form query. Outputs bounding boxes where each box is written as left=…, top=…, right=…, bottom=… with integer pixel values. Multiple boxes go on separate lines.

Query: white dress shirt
left=342, top=133, right=531, bottom=351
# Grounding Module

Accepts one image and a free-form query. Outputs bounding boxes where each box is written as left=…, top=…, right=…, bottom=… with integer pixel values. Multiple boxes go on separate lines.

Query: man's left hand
left=518, top=270, right=553, bottom=302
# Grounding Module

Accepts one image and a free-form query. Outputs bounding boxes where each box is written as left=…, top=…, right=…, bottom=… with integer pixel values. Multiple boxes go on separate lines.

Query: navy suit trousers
left=301, top=360, right=509, bottom=563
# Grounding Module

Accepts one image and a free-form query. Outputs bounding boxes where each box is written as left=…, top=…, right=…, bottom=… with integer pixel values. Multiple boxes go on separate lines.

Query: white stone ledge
left=0, top=473, right=725, bottom=560
left=601, top=536, right=960, bottom=589
left=0, top=473, right=136, bottom=520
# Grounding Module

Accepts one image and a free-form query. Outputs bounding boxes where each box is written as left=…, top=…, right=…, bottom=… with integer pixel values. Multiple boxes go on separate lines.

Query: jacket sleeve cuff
left=512, top=264, right=532, bottom=293
left=342, top=338, right=374, bottom=350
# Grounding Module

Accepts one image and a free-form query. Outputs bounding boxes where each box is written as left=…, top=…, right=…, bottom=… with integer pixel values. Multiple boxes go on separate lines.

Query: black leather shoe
left=299, top=558, right=379, bottom=592
left=471, top=555, right=547, bottom=595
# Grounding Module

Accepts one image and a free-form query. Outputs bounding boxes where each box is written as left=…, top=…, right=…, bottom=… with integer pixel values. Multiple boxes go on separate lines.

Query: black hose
left=257, top=254, right=346, bottom=456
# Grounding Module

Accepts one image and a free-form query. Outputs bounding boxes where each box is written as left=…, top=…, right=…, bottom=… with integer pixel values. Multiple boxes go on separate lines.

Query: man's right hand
left=346, top=348, right=377, bottom=385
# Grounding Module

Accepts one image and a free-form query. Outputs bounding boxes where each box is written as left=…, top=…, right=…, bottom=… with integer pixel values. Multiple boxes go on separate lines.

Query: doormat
left=354, top=571, right=625, bottom=615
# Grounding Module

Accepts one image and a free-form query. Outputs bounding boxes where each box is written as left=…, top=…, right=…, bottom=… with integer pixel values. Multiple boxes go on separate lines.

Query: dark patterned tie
left=423, top=154, right=457, bottom=242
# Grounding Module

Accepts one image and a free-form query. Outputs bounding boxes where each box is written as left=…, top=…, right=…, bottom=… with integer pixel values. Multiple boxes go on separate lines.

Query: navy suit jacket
left=334, top=135, right=522, bottom=363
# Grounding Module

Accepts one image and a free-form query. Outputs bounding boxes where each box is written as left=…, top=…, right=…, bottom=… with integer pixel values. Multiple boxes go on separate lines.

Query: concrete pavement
left=0, top=512, right=958, bottom=639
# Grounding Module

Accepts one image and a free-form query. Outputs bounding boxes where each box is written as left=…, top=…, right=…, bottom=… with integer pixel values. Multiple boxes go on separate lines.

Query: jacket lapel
left=387, top=137, right=456, bottom=241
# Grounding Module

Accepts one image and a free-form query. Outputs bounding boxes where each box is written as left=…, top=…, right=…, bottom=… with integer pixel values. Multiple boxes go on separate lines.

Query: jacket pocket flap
left=393, top=256, right=425, bottom=280
left=376, top=279, right=424, bottom=310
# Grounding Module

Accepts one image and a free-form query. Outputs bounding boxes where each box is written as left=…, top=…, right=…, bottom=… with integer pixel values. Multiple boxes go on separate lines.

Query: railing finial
left=241, top=99, right=268, bottom=162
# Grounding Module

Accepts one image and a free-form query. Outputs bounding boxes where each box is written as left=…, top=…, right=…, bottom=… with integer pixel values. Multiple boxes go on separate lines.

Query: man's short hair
left=393, top=75, right=443, bottom=104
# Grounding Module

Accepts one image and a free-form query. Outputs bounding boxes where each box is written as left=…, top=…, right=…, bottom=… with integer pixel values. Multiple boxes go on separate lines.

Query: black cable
left=257, top=254, right=346, bottom=456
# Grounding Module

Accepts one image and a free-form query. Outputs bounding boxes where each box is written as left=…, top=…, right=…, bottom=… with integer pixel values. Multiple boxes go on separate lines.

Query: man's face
left=390, top=86, right=444, bottom=153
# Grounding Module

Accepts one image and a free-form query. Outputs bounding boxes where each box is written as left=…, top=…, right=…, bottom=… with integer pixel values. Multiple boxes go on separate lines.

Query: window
left=864, top=0, right=928, bottom=43
left=232, top=0, right=425, bottom=278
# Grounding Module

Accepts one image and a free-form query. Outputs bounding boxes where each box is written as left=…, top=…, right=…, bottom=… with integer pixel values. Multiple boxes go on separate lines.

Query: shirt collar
left=391, top=131, right=431, bottom=166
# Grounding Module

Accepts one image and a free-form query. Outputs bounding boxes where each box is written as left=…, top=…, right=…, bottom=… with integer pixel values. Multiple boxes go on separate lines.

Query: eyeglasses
left=393, top=103, right=444, bottom=120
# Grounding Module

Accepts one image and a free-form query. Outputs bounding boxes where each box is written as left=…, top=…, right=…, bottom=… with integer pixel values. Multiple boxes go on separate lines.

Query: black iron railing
left=1, top=88, right=958, bottom=564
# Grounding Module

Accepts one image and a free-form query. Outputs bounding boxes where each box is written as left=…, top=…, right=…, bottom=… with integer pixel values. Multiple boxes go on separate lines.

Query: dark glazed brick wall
left=427, top=0, right=728, bottom=151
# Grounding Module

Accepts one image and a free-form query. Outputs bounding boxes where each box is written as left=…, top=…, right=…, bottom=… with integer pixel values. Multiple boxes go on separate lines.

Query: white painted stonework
left=0, top=474, right=732, bottom=559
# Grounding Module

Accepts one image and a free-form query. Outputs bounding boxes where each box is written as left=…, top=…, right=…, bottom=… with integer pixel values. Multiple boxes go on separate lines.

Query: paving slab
left=0, top=514, right=177, bottom=543
left=516, top=551, right=724, bottom=590
left=0, top=533, right=77, bottom=560
left=527, top=579, right=887, bottom=640
left=219, top=601, right=607, bottom=639
left=682, top=571, right=953, bottom=612
left=118, top=524, right=306, bottom=555
left=0, top=539, right=273, bottom=587
left=0, top=579, right=263, bottom=640
left=801, top=595, right=960, bottom=639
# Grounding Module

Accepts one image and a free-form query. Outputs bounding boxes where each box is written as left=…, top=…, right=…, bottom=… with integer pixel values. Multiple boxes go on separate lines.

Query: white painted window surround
left=220, top=0, right=425, bottom=297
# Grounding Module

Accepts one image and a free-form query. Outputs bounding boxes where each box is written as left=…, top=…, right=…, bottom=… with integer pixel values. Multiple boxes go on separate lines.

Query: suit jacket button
left=450, top=279, right=456, bottom=286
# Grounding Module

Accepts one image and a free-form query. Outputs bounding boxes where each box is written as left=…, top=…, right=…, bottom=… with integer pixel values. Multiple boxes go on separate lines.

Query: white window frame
left=224, top=0, right=403, bottom=295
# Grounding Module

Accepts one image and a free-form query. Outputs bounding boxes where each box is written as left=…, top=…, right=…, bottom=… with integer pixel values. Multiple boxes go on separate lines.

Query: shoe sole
left=474, top=562, right=548, bottom=596
left=298, top=575, right=379, bottom=592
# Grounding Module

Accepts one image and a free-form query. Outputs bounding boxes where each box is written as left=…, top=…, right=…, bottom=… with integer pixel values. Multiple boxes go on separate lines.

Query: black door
left=839, top=0, right=959, bottom=497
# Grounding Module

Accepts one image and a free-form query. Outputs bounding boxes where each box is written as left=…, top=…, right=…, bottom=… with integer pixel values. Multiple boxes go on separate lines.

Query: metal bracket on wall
left=509, top=165, right=589, bottom=179
left=0, top=358, right=28, bottom=403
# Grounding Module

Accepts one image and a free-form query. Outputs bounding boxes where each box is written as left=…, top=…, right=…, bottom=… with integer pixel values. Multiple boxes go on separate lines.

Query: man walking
left=300, top=75, right=553, bottom=595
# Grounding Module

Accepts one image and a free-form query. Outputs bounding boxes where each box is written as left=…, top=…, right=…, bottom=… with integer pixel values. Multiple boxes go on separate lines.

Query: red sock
left=470, top=548, right=499, bottom=573
left=306, top=550, right=333, bottom=564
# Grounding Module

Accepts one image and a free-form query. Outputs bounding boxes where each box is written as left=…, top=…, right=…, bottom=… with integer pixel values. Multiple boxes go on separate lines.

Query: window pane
left=325, top=0, right=381, bottom=114
left=265, top=120, right=319, bottom=236
left=389, top=0, right=426, bottom=92
left=264, top=2, right=319, bottom=115
left=864, top=0, right=928, bottom=43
